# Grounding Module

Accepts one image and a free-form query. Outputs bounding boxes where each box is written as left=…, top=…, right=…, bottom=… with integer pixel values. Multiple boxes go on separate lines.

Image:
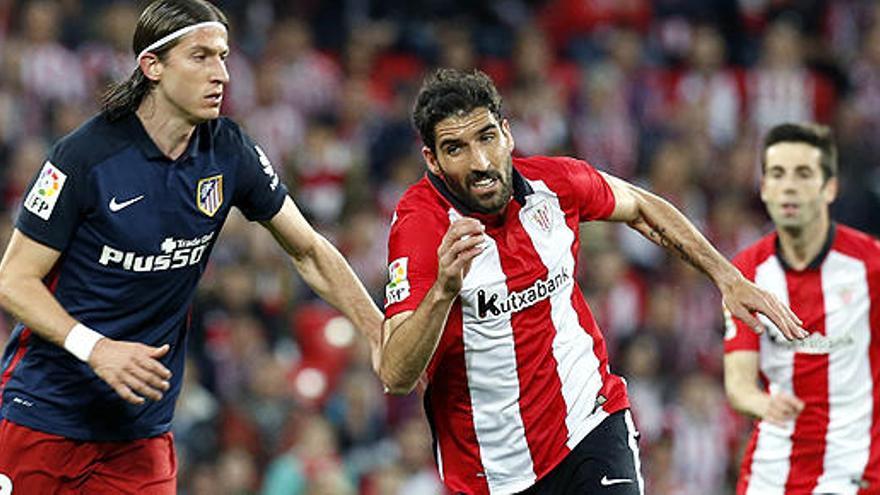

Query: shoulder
left=732, top=232, right=777, bottom=275
left=51, top=113, right=132, bottom=173
left=391, top=177, right=450, bottom=233
left=832, top=224, right=880, bottom=260
left=208, top=117, right=254, bottom=150
left=207, top=117, right=274, bottom=171
left=514, top=155, right=607, bottom=194
left=514, top=155, right=598, bottom=180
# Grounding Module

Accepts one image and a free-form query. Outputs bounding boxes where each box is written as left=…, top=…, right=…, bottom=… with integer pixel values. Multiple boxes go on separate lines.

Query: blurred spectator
left=261, top=413, right=347, bottom=495
left=746, top=19, right=836, bottom=136
left=618, top=333, right=666, bottom=445
left=17, top=1, right=88, bottom=107
left=244, top=58, right=306, bottom=171
left=666, top=372, right=738, bottom=495
left=671, top=24, right=744, bottom=149
left=267, top=19, right=341, bottom=117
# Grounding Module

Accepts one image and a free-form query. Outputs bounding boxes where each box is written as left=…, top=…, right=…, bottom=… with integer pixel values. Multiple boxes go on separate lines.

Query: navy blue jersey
left=0, top=112, right=287, bottom=441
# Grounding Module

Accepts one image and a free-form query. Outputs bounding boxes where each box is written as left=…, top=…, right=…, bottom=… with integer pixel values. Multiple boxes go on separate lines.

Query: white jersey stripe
left=521, top=180, right=606, bottom=449
left=459, top=207, right=535, bottom=493
left=747, top=256, right=795, bottom=494
left=816, top=251, right=872, bottom=493
left=624, top=410, right=646, bottom=495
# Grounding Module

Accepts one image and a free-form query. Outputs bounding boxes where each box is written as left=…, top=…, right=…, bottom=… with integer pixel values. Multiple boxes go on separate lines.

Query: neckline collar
left=123, top=112, right=202, bottom=162
left=427, top=165, right=534, bottom=222
left=775, top=222, right=836, bottom=271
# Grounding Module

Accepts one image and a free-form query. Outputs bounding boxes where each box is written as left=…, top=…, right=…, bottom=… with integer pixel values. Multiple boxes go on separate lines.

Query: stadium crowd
left=2, top=0, right=880, bottom=493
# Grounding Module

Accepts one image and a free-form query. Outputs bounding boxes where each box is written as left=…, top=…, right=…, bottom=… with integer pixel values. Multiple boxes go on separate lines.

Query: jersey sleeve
left=384, top=207, right=444, bottom=318
left=562, top=158, right=616, bottom=221
left=232, top=132, right=289, bottom=222
left=723, top=255, right=761, bottom=353
left=15, top=143, right=89, bottom=252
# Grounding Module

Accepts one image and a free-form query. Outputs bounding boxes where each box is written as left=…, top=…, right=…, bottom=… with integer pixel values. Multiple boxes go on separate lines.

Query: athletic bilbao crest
left=197, top=175, right=223, bottom=217
left=527, top=199, right=553, bottom=233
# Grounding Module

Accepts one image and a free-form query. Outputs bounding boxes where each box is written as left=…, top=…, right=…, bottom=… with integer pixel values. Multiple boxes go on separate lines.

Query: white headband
left=136, top=21, right=227, bottom=62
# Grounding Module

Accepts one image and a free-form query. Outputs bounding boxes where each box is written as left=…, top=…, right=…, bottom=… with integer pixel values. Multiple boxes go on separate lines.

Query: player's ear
left=501, top=119, right=515, bottom=153
left=422, top=146, right=441, bottom=175
left=823, top=176, right=839, bottom=204
left=759, top=174, right=769, bottom=203
left=139, top=54, right=163, bottom=82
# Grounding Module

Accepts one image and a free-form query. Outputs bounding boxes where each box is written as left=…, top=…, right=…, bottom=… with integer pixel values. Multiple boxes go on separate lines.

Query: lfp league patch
left=385, top=257, right=411, bottom=307
left=24, top=161, right=67, bottom=221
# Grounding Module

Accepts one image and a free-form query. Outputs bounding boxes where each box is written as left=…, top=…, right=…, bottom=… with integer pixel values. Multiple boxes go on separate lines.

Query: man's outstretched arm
left=599, top=172, right=806, bottom=340
left=262, top=196, right=384, bottom=363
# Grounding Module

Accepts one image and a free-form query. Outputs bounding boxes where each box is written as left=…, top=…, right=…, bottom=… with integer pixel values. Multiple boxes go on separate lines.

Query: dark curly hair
left=412, top=68, right=503, bottom=153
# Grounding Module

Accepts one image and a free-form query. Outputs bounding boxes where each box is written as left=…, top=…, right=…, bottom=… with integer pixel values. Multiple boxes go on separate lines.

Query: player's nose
left=469, top=148, right=492, bottom=172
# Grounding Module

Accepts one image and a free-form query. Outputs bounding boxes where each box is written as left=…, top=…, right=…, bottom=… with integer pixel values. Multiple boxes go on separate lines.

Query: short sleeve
left=15, top=145, right=88, bottom=252
left=723, top=256, right=760, bottom=353
left=233, top=132, right=288, bottom=221
left=723, top=307, right=760, bottom=352
left=384, top=208, right=445, bottom=318
left=564, top=158, right=616, bottom=221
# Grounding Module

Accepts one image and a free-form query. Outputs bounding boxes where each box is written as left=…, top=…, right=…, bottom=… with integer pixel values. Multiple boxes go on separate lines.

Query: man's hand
left=721, top=276, right=807, bottom=340
left=436, top=218, right=486, bottom=296
left=761, top=390, right=805, bottom=426
left=88, top=339, right=172, bottom=405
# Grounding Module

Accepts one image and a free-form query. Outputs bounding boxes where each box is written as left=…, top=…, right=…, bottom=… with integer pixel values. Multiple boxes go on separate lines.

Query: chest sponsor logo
left=24, top=161, right=67, bottom=221
left=98, top=232, right=215, bottom=272
left=476, top=267, right=571, bottom=319
left=197, top=175, right=223, bottom=217
left=766, top=324, right=854, bottom=354
left=385, top=257, right=411, bottom=307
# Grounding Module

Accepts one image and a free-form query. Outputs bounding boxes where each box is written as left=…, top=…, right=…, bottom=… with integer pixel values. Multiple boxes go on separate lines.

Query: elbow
left=724, top=384, right=750, bottom=416
left=0, top=269, right=16, bottom=311
left=379, top=371, right=418, bottom=396
left=383, top=382, right=416, bottom=396
left=378, top=360, right=418, bottom=395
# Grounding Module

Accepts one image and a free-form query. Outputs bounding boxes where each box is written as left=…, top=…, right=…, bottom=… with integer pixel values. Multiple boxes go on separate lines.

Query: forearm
left=628, top=189, right=740, bottom=287
left=0, top=276, right=78, bottom=348
left=291, top=235, right=383, bottom=344
left=725, top=380, right=771, bottom=418
left=380, top=284, right=456, bottom=394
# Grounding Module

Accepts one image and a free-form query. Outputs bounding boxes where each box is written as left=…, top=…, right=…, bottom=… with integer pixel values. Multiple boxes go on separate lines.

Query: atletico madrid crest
left=197, top=175, right=223, bottom=217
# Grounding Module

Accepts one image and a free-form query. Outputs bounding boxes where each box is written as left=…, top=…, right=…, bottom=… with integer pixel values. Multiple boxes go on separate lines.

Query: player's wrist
left=64, top=323, right=105, bottom=362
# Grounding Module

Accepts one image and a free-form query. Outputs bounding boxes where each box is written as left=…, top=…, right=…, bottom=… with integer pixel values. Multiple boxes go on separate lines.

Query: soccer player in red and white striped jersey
left=379, top=69, right=805, bottom=495
left=724, top=122, right=880, bottom=495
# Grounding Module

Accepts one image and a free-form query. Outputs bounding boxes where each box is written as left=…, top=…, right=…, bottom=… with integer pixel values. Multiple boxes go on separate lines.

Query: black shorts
left=517, top=410, right=644, bottom=495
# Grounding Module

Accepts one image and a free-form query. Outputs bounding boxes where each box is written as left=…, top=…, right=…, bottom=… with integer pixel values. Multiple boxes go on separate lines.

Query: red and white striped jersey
left=724, top=225, right=880, bottom=495
left=385, top=156, right=630, bottom=495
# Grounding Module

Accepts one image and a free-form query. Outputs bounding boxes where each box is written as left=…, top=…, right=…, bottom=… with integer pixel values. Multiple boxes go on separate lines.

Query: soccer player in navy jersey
left=0, top=1, right=382, bottom=493
left=724, top=123, right=880, bottom=494
left=378, top=68, right=806, bottom=495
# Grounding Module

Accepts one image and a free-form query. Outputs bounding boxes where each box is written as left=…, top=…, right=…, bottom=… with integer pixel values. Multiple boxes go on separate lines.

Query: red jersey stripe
left=498, top=199, right=571, bottom=481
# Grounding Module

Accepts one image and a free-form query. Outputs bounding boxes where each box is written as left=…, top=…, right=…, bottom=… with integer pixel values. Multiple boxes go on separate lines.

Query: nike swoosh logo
left=600, top=476, right=634, bottom=486
left=109, top=195, right=145, bottom=212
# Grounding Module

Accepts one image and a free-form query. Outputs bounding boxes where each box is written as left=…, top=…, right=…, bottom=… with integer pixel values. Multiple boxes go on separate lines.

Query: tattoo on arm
left=647, top=226, right=696, bottom=267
